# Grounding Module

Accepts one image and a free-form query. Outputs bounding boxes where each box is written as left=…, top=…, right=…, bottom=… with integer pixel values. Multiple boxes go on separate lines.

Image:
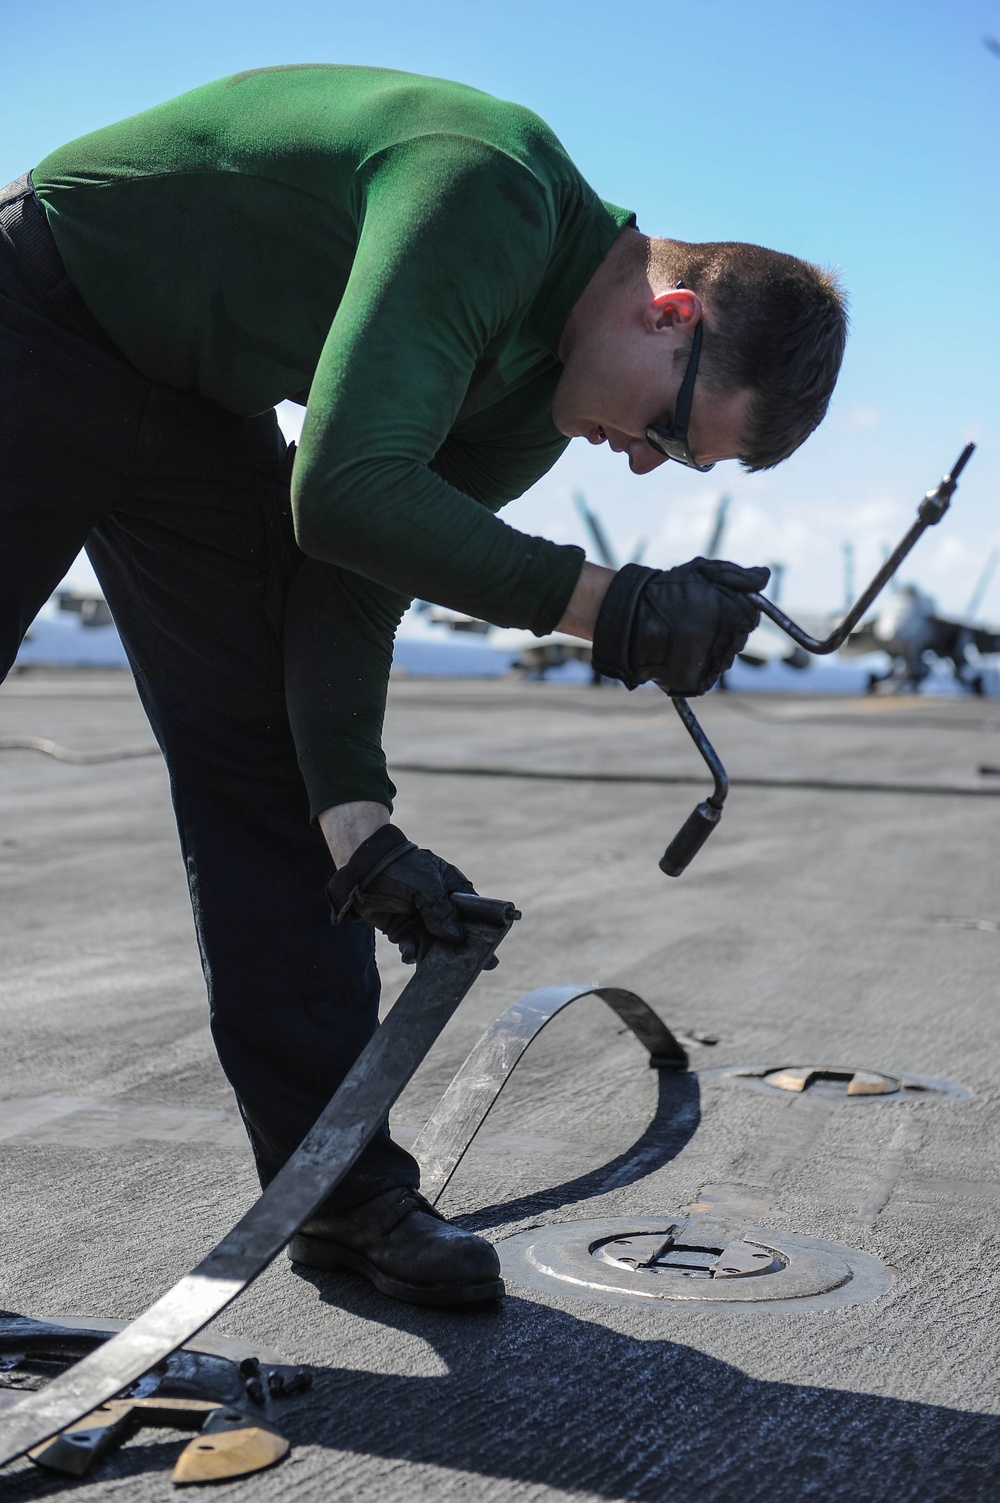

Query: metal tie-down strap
left=414, top=984, right=688, bottom=1205
left=0, top=894, right=518, bottom=1471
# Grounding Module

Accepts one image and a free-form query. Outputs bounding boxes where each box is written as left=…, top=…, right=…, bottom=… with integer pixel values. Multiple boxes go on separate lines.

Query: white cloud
left=838, top=404, right=883, bottom=433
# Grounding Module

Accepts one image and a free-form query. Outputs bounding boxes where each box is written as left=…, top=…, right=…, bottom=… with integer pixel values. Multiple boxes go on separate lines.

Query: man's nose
left=627, top=442, right=669, bottom=475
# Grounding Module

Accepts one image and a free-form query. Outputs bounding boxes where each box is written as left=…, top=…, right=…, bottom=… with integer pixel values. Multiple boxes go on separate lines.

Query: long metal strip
left=413, top=983, right=687, bottom=1205
left=0, top=894, right=517, bottom=1471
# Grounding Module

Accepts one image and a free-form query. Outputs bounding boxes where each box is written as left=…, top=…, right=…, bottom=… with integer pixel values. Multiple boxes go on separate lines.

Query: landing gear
left=866, top=671, right=918, bottom=695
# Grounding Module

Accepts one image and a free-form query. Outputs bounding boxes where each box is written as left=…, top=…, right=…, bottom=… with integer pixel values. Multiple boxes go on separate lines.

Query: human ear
left=646, top=288, right=702, bottom=332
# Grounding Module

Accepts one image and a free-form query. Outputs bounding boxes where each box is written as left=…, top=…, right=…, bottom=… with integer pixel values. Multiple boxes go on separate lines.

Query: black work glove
left=327, top=824, right=496, bottom=968
left=591, top=558, right=771, bottom=695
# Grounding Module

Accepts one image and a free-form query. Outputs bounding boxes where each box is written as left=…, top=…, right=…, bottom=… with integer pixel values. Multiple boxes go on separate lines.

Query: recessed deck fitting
left=499, top=1217, right=893, bottom=1312
left=698, top=1065, right=968, bottom=1102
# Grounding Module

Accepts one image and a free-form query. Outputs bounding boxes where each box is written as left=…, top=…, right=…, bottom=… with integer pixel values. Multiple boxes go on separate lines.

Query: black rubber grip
left=659, top=801, right=722, bottom=877
left=451, top=893, right=522, bottom=925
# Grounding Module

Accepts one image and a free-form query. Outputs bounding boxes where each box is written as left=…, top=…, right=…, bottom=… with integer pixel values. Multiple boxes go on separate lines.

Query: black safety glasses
left=644, top=311, right=715, bottom=473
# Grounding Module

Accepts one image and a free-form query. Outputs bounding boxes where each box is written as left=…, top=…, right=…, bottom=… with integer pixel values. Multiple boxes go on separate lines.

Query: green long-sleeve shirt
left=33, top=65, right=633, bottom=809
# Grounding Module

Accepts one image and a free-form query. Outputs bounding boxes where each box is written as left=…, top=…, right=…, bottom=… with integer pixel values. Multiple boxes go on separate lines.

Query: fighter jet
left=54, top=586, right=114, bottom=628
left=573, top=491, right=648, bottom=572
left=839, top=556, right=1000, bottom=693
left=15, top=587, right=128, bottom=669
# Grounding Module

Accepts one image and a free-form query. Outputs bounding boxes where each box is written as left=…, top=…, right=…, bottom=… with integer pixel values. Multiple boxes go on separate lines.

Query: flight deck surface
left=1, top=672, right=998, bottom=1500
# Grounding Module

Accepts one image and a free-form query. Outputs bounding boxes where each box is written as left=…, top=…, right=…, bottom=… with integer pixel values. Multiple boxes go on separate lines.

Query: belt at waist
left=0, top=171, right=122, bottom=354
left=0, top=172, right=74, bottom=298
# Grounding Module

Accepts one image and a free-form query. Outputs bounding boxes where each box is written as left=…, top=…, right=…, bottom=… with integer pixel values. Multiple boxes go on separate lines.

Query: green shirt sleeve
left=288, top=136, right=594, bottom=818
left=291, top=134, right=585, bottom=633
left=283, top=558, right=410, bottom=817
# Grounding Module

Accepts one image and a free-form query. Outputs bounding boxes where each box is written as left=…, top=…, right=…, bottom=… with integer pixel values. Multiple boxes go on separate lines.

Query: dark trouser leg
left=1, top=224, right=417, bottom=1209
left=85, top=393, right=419, bottom=1208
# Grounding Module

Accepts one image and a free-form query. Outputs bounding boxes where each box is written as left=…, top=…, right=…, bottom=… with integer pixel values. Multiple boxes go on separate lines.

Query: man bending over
left=0, top=64, right=846, bottom=1306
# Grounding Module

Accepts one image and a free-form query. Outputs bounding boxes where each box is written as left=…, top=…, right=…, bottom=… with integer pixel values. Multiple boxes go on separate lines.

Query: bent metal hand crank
left=659, top=443, right=976, bottom=876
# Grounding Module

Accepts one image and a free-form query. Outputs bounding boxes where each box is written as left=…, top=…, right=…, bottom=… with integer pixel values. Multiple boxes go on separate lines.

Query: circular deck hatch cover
left=499, top=1217, right=893, bottom=1310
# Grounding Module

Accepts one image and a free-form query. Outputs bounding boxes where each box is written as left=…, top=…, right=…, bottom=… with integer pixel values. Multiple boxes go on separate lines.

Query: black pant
left=0, top=179, right=418, bottom=1209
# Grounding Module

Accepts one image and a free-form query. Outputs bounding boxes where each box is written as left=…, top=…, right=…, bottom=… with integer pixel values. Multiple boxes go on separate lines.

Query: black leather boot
left=288, top=1187, right=504, bottom=1307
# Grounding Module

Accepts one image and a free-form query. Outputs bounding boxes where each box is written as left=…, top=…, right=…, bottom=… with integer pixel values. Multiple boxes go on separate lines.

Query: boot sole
left=287, top=1231, right=505, bottom=1307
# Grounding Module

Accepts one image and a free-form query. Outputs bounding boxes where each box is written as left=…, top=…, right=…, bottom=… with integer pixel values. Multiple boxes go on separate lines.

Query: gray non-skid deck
left=1, top=671, right=998, bottom=1500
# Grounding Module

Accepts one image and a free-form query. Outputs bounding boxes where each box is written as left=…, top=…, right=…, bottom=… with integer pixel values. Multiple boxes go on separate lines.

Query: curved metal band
left=413, top=985, right=688, bottom=1206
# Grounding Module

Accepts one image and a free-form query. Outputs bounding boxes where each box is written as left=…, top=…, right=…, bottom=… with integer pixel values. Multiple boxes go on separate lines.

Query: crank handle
left=660, top=798, right=722, bottom=876
left=746, top=442, right=976, bottom=655
left=657, top=443, right=975, bottom=879
left=658, top=692, right=729, bottom=876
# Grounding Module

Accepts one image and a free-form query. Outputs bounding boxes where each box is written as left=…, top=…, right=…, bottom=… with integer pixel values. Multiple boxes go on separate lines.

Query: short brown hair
left=650, top=239, right=848, bottom=471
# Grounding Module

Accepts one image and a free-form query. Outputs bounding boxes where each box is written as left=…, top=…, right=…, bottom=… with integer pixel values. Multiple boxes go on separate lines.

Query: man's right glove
left=591, top=558, right=771, bottom=695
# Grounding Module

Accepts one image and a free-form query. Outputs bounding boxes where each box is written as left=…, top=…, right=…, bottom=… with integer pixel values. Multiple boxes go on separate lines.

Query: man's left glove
left=591, top=558, right=770, bottom=695
left=327, top=823, right=494, bottom=967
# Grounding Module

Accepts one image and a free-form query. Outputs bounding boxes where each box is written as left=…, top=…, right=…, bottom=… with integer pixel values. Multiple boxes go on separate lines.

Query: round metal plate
left=698, top=1065, right=969, bottom=1102
left=499, top=1218, right=894, bottom=1312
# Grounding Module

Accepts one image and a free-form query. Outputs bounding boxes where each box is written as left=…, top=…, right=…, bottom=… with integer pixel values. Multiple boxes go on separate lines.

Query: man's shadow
left=279, top=1063, right=994, bottom=1502
left=5, top=1287, right=996, bottom=1501
left=290, top=1064, right=992, bottom=1501
left=0, top=1068, right=704, bottom=1498
left=278, top=1285, right=999, bottom=1502
left=6, top=1073, right=995, bottom=1500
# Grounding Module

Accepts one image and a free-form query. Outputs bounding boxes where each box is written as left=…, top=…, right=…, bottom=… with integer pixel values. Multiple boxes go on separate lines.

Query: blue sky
left=3, top=0, right=998, bottom=614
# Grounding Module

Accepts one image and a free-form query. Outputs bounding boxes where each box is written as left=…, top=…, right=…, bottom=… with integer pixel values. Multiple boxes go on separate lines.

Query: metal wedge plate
left=700, top=1064, right=969, bottom=1102
left=173, top=1421, right=289, bottom=1485
left=0, top=894, right=518, bottom=1470
left=29, top=1397, right=219, bottom=1476
left=761, top=1067, right=900, bottom=1095
left=28, top=1395, right=288, bottom=1484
